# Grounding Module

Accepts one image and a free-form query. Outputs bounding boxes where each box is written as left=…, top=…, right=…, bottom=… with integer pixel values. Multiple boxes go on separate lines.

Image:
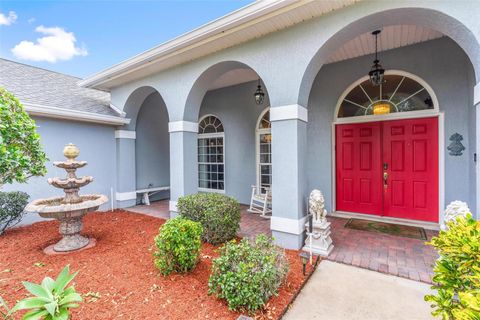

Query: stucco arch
left=298, top=7, right=480, bottom=107
left=184, top=60, right=269, bottom=122
left=122, top=86, right=170, bottom=130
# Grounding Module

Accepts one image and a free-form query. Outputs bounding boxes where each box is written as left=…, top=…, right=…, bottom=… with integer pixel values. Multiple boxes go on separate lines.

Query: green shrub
left=10, top=265, right=82, bottom=320
left=425, top=214, right=480, bottom=319
left=153, top=217, right=203, bottom=275
left=0, top=191, right=29, bottom=235
left=208, top=234, right=289, bottom=313
left=177, top=193, right=240, bottom=245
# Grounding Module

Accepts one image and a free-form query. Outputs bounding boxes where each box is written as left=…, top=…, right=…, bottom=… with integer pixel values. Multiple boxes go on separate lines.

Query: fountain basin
left=26, top=194, right=108, bottom=252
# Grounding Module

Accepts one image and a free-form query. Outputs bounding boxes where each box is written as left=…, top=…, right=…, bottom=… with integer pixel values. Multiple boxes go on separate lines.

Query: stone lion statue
left=442, top=200, right=471, bottom=230
left=309, top=189, right=327, bottom=223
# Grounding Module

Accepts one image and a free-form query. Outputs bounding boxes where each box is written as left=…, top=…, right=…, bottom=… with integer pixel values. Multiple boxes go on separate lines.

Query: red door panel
left=383, top=118, right=438, bottom=222
left=335, top=117, right=438, bottom=223
left=336, top=122, right=383, bottom=215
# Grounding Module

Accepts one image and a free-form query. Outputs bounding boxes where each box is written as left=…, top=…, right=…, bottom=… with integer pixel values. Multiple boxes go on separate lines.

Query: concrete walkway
left=284, top=261, right=436, bottom=320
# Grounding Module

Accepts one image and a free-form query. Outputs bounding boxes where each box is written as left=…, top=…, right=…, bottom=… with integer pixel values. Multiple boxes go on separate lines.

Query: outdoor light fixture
left=372, top=102, right=391, bottom=115
left=299, top=252, right=309, bottom=276
left=254, top=79, right=265, bottom=105
left=368, top=30, right=385, bottom=86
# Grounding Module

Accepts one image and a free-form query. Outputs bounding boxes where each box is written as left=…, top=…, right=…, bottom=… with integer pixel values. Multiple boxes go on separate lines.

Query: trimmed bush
left=153, top=217, right=203, bottom=275
left=425, top=214, right=480, bottom=319
left=208, top=234, right=289, bottom=313
left=0, top=191, right=29, bottom=235
left=177, top=193, right=240, bottom=245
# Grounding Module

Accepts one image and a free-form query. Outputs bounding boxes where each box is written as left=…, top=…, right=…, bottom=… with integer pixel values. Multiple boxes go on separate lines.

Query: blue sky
left=0, top=1, right=252, bottom=78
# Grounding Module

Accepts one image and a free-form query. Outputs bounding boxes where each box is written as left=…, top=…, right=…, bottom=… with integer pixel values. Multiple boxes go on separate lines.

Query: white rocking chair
left=247, top=185, right=272, bottom=218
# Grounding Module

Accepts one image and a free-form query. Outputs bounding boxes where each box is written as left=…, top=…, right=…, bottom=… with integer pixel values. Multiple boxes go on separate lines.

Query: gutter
left=23, top=103, right=131, bottom=126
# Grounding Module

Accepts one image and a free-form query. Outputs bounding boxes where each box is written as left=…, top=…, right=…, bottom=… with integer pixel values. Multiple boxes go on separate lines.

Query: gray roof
left=0, top=58, right=118, bottom=117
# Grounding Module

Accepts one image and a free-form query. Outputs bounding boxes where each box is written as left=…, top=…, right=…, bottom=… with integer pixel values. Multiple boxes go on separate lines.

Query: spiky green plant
left=10, top=265, right=82, bottom=320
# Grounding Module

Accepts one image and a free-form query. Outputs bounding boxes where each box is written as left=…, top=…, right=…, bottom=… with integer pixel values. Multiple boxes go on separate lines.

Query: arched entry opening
left=117, top=86, right=170, bottom=207
left=186, top=61, right=270, bottom=204
left=302, top=13, right=478, bottom=224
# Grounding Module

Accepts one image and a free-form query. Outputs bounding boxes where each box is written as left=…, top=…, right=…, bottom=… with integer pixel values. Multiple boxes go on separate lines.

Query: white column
left=475, top=83, right=480, bottom=218
left=115, top=130, right=137, bottom=208
left=270, top=104, right=308, bottom=249
left=168, top=121, right=198, bottom=215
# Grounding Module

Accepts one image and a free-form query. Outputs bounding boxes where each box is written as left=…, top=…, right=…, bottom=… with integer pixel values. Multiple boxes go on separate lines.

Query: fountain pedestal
left=26, top=143, right=108, bottom=253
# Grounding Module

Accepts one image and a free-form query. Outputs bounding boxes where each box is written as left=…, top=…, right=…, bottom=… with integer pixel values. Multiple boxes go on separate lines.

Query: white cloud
left=12, top=25, right=88, bottom=63
left=0, top=11, right=17, bottom=26
left=28, top=17, right=36, bottom=24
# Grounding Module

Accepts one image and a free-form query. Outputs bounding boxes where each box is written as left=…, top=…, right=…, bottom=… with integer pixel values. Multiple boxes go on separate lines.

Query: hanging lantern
left=368, top=30, right=385, bottom=86
left=254, top=79, right=265, bottom=105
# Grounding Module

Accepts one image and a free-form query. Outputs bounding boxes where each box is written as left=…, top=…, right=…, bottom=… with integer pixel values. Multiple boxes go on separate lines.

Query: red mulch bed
left=0, top=210, right=314, bottom=319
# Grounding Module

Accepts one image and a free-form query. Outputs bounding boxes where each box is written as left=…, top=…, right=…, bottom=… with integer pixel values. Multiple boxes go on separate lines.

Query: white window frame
left=255, top=107, right=272, bottom=194
left=198, top=115, right=225, bottom=194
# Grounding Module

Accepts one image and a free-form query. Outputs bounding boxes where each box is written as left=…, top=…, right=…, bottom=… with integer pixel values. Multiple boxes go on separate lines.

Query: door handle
left=383, top=172, right=388, bottom=187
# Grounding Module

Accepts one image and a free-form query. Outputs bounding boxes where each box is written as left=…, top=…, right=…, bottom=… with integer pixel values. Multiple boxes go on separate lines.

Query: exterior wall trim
left=23, top=102, right=130, bottom=126
left=270, top=215, right=308, bottom=235
left=270, top=104, right=308, bottom=122
left=115, top=130, right=136, bottom=139
left=168, top=121, right=198, bottom=133
left=116, top=191, right=136, bottom=201
left=475, top=83, right=480, bottom=106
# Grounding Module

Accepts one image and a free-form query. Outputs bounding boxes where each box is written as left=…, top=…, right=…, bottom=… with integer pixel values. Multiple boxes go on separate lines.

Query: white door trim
left=331, top=113, right=445, bottom=225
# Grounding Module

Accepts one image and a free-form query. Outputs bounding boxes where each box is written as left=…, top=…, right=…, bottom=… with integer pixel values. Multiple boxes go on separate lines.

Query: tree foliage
left=0, top=87, right=47, bottom=185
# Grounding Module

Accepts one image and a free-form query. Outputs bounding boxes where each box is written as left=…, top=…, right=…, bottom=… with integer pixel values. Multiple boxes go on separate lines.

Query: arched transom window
left=199, top=115, right=224, bottom=134
left=338, top=73, right=436, bottom=118
left=198, top=115, right=224, bottom=192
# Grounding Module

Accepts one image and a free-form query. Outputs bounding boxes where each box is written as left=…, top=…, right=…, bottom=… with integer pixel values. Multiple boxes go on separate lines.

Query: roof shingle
left=0, top=58, right=117, bottom=117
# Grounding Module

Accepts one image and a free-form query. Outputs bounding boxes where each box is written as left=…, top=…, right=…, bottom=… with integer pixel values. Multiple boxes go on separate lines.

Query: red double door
left=335, top=117, right=438, bottom=222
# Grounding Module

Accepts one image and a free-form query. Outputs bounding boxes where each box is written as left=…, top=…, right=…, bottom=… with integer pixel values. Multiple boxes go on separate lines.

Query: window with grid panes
left=257, top=110, right=271, bottom=194
left=198, top=116, right=224, bottom=192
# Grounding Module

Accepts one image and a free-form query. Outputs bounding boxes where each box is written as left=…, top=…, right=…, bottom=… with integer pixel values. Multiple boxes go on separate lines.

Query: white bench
left=136, top=186, right=170, bottom=205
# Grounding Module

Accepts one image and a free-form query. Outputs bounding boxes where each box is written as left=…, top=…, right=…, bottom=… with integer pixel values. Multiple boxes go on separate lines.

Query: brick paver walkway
left=327, top=216, right=438, bottom=284
left=127, top=201, right=271, bottom=238
left=127, top=200, right=437, bottom=283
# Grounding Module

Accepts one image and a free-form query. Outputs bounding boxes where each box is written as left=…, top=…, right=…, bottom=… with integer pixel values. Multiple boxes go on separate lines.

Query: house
left=4, top=1, right=480, bottom=249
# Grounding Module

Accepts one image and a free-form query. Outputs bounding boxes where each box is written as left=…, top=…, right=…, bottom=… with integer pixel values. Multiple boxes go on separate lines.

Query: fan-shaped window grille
left=258, top=111, right=271, bottom=129
left=199, top=115, right=224, bottom=134
left=338, top=74, right=435, bottom=118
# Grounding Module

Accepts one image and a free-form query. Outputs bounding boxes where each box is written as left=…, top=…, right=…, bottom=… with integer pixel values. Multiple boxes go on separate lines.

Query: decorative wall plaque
left=447, top=133, right=465, bottom=156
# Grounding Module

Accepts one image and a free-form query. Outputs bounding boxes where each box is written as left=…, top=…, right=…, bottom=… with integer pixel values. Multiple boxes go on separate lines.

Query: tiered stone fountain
left=26, top=143, right=108, bottom=253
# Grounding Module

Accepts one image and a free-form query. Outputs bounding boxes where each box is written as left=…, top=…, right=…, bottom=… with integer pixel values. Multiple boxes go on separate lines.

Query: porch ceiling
left=327, top=25, right=444, bottom=64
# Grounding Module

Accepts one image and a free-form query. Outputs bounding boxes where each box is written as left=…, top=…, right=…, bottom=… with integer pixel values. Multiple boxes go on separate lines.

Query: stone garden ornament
left=302, top=189, right=334, bottom=256
left=26, top=143, right=108, bottom=253
left=442, top=200, right=471, bottom=230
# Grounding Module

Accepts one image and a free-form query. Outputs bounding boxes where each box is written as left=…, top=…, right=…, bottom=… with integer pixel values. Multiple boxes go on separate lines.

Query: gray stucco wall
left=135, top=92, right=170, bottom=201
left=307, top=37, right=476, bottom=217
left=199, top=80, right=270, bottom=204
left=3, top=116, right=116, bottom=225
